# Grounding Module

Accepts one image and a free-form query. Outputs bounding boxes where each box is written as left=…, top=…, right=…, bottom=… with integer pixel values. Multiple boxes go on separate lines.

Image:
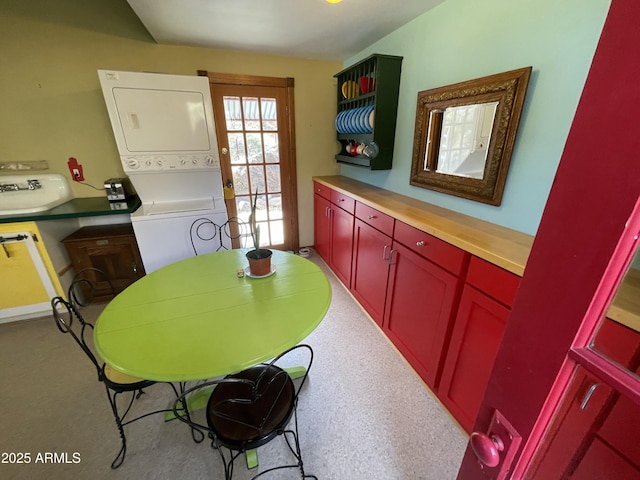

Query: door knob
left=470, top=431, right=504, bottom=468
left=221, top=147, right=229, bottom=154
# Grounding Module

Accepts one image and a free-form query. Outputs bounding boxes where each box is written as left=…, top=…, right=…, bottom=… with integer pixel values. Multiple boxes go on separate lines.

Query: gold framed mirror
left=410, top=67, right=532, bottom=206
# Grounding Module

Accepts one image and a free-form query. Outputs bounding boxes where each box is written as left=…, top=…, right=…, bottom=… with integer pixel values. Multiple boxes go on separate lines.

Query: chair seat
left=207, top=364, right=295, bottom=448
left=104, top=364, right=148, bottom=386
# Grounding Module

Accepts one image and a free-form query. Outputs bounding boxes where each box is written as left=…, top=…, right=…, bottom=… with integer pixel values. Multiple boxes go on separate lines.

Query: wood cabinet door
left=350, top=219, right=391, bottom=326
left=71, top=240, right=144, bottom=297
left=383, top=241, right=462, bottom=388
left=313, top=193, right=330, bottom=263
left=329, top=205, right=354, bottom=288
left=438, top=284, right=511, bottom=433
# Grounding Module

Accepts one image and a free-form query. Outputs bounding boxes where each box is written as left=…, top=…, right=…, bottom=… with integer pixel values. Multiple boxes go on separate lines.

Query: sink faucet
left=0, top=179, right=42, bottom=192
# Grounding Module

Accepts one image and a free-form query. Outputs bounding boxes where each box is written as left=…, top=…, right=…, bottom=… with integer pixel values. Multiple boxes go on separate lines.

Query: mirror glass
left=429, top=101, right=498, bottom=179
left=410, top=68, right=532, bottom=206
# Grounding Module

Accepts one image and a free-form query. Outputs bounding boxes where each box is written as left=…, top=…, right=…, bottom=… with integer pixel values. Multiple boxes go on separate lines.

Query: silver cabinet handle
left=580, top=383, right=600, bottom=410
left=388, top=249, right=397, bottom=265
left=368, top=215, right=376, bottom=220
left=338, top=198, right=344, bottom=202
left=416, top=240, right=425, bottom=247
left=383, top=244, right=390, bottom=260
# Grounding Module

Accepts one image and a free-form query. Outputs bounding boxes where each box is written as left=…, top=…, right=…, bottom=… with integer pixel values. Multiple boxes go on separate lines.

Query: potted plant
left=246, top=189, right=272, bottom=276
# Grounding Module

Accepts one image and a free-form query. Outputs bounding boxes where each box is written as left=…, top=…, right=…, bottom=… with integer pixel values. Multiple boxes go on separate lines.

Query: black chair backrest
left=68, top=267, right=116, bottom=308
left=51, top=296, right=104, bottom=380
left=190, top=216, right=249, bottom=255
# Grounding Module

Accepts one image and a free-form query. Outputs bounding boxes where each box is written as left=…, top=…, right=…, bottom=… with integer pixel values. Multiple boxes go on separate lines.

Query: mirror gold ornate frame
left=410, top=67, right=532, bottom=206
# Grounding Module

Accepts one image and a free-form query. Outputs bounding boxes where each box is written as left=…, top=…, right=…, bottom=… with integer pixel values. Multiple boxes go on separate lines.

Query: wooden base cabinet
left=62, top=224, right=145, bottom=302
left=313, top=182, right=354, bottom=287
left=437, top=256, right=521, bottom=433
left=383, top=221, right=468, bottom=389
left=350, top=218, right=392, bottom=326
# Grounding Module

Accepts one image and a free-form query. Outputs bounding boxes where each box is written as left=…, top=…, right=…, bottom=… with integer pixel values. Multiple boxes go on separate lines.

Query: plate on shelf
left=336, top=110, right=346, bottom=134
left=364, top=105, right=374, bottom=132
left=244, top=265, right=276, bottom=279
left=345, top=108, right=356, bottom=134
left=368, top=108, right=375, bottom=131
left=357, top=107, right=367, bottom=133
left=341, top=80, right=360, bottom=99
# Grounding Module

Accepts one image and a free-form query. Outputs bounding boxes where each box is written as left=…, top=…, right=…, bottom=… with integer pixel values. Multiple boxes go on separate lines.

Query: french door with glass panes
left=205, top=74, right=298, bottom=252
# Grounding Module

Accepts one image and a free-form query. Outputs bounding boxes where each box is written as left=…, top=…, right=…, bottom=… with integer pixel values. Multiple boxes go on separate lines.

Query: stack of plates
left=335, top=105, right=375, bottom=135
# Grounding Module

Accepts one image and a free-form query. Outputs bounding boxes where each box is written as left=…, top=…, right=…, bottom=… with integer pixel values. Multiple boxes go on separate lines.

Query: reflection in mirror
left=429, top=102, right=498, bottom=179
left=410, top=67, right=532, bottom=206
left=591, top=245, right=640, bottom=378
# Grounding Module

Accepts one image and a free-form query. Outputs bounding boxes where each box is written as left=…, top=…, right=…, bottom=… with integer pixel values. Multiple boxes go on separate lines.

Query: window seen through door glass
left=222, top=95, right=283, bottom=247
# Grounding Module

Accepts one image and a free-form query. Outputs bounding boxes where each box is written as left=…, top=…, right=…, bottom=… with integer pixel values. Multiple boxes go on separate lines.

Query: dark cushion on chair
left=207, top=364, right=295, bottom=448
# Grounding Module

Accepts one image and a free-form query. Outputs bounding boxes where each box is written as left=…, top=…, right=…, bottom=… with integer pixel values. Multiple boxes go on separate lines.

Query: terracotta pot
left=246, top=249, right=273, bottom=276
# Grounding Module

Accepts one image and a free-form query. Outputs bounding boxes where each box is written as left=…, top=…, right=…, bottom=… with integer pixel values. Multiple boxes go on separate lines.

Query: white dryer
left=98, top=69, right=229, bottom=273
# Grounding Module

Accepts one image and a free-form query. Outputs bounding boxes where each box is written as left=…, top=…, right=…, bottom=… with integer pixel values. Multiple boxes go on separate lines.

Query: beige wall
left=0, top=0, right=341, bottom=247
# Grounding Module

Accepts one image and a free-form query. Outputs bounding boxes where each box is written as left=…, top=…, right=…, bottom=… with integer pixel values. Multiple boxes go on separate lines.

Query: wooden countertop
left=607, top=268, right=640, bottom=333
left=313, top=175, right=534, bottom=276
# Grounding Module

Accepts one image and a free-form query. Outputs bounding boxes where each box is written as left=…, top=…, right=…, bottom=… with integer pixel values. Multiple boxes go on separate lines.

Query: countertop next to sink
left=0, top=195, right=141, bottom=224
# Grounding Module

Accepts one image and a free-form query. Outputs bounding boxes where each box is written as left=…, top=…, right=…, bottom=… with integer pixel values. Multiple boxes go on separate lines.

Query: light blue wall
left=341, top=0, right=611, bottom=236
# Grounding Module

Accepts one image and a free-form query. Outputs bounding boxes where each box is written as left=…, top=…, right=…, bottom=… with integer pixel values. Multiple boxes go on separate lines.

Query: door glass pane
left=268, top=193, right=283, bottom=219
left=261, top=98, right=278, bottom=131
left=591, top=246, right=640, bottom=378
left=231, top=165, right=248, bottom=196
left=243, top=97, right=260, bottom=131
left=249, top=166, right=265, bottom=195
left=263, top=132, right=280, bottom=163
left=246, top=132, right=263, bottom=164
left=227, top=133, right=246, bottom=164
left=265, top=165, right=281, bottom=194
left=270, top=220, right=284, bottom=245
left=223, top=96, right=243, bottom=130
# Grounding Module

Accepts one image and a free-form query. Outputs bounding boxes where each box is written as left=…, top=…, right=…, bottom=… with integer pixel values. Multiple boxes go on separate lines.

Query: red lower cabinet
left=437, top=256, right=521, bottom=433
left=383, top=240, right=464, bottom=389
left=350, top=218, right=392, bottom=326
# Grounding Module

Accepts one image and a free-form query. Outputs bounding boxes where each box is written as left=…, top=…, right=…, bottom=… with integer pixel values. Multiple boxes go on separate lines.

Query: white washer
left=97, top=70, right=229, bottom=273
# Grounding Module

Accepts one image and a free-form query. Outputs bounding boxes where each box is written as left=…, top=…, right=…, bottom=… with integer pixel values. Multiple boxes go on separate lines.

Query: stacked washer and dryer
left=97, top=70, right=229, bottom=273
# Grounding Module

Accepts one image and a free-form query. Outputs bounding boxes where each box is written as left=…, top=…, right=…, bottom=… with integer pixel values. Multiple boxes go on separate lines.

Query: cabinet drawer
left=393, top=221, right=467, bottom=275
left=331, top=190, right=355, bottom=214
left=466, top=256, right=520, bottom=307
left=313, top=181, right=331, bottom=200
left=355, top=202, right=394, bottom=236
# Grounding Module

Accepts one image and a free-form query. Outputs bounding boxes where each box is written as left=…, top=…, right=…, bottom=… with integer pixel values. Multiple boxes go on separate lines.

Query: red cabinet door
left=383, top=240, right=462, bottom=388
left=350, top=218, right=391, bottom=326
left=438, top=284, right=511, bottom=433
left=329, top=205, right=354, bottom=288
left=313, top=193, right=330, bottom=263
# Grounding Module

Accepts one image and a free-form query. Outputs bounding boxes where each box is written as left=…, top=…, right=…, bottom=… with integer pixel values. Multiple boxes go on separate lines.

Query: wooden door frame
left=197, top=71, right=300, bottom=252
left=457, top=1, right=640, bottom=478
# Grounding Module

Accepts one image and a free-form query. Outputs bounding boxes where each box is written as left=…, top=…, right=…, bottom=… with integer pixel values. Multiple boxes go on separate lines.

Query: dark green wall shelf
left=334, top=54, right=403, bottom=170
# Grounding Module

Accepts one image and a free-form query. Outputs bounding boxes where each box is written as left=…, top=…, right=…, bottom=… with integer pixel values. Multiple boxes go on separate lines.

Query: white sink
left=0, top=174, right=72, bottom=216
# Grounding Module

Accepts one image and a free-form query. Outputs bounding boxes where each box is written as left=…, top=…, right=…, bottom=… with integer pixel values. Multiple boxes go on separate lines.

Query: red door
left=456, top=1, right=640, bottom=478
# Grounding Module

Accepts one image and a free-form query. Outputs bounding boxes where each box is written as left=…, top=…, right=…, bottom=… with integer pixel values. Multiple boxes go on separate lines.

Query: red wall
left=457, top=0, right=640, bottom=477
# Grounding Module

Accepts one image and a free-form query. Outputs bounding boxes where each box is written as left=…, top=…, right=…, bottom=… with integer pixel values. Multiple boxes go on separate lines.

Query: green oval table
left=94, top=249, right=332, bottom=382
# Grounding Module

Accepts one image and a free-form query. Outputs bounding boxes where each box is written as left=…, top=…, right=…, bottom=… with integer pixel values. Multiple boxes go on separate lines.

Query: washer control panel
left=121, top=154, right=220, bottom=172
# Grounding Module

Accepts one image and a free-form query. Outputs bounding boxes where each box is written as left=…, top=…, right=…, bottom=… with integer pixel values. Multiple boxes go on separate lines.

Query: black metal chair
left=172, top=344, right=318, bottom=479
left=51, top=268, right=195, bottom=468
left=190, top=216, right=249, bottom=255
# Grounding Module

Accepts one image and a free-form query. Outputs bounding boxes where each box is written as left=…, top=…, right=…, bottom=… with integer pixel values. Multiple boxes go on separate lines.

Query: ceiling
left=126, top=0, right=445, bottom=61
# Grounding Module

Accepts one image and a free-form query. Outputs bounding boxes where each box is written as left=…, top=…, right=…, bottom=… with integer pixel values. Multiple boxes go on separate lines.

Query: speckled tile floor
left=0, top=249, right=467, bottom=479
